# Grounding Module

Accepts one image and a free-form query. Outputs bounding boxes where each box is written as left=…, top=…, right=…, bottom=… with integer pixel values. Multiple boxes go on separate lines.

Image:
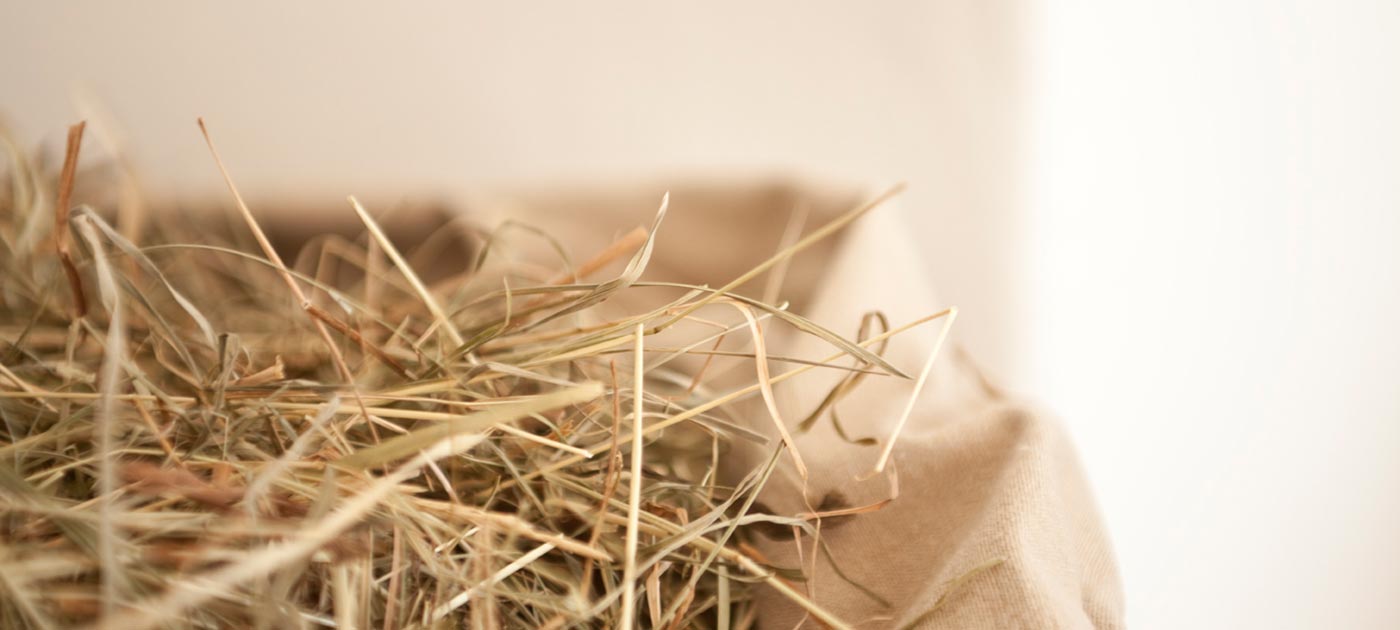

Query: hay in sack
left=0, top=121, right=957, bottom=629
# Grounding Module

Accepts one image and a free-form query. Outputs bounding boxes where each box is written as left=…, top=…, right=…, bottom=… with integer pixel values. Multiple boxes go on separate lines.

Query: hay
left=0, top=121, right=929, bottom=629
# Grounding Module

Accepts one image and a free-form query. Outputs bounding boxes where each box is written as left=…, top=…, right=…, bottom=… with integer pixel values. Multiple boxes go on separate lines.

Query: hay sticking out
left=0, top=123, right=938, bottom=629
left=869, top=307, right=957, bottom=476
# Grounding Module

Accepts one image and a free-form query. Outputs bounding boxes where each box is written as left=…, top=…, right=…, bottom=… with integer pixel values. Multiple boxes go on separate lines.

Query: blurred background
left=2, top=2, right=1397, bottom=628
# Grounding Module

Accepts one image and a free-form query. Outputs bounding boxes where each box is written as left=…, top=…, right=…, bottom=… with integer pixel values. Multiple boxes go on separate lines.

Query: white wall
left=1029, top=2, right=1400, bottom=628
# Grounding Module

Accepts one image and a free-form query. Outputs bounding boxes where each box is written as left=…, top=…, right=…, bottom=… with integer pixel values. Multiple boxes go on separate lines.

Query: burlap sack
left=464, top=177, right=1125, bottom=629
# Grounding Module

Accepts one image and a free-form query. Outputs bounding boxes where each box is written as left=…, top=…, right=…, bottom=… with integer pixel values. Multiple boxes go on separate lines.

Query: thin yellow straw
left=619, top=323, right=646, bottom=629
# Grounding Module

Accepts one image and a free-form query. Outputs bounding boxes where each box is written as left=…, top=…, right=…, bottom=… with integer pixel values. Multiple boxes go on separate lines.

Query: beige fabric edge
left=474, top=177, right=1125, bottom=629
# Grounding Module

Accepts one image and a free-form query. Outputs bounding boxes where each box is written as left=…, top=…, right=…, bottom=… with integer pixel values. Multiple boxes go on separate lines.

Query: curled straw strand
left=732, top=302, right=808, bottom=480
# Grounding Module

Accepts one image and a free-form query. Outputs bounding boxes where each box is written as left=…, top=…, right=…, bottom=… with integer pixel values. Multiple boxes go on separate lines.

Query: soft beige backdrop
left=0, top=0, right=1028, bottom=390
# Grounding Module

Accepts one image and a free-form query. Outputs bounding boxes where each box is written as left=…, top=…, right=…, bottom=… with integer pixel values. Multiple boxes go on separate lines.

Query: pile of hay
left=0, top=122, right=920, bottom=629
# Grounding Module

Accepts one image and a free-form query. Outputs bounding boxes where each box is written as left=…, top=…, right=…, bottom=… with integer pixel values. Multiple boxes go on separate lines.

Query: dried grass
left=0, top=122, right=944, bottom=629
